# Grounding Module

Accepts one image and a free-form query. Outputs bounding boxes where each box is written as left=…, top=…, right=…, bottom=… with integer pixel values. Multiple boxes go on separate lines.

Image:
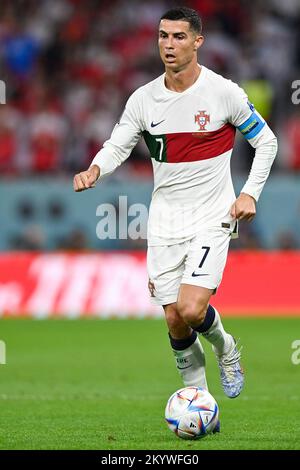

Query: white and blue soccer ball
left=165, top=386, right=219, bottom=439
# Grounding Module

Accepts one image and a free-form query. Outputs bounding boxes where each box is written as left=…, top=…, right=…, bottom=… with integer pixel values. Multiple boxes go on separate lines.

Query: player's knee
left=164, top=304, right=191, bottom=338
left=177, top=299, right=208, bottom=327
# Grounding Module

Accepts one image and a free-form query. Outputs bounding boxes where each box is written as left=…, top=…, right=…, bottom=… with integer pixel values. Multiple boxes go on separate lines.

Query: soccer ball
left=165, top=386, right=219, bottom=439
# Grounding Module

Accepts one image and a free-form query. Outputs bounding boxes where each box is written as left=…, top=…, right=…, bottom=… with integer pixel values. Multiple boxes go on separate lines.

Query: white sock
left=171, top=336, right=208, bottom=390
left=201, top=308, right=234, bottom=356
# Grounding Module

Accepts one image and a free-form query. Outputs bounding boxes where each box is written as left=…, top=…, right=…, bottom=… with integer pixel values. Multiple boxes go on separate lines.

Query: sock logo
left=176, top=357, right=189, bottom=365
left=176, top=355, right=193, bottom=370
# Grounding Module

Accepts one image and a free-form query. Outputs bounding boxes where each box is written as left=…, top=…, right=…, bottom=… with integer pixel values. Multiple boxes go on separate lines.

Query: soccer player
left=73, top=7, right=277, bottom=400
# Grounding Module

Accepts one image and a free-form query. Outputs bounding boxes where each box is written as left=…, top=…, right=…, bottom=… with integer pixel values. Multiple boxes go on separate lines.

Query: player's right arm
left=73, top=164, right=100, bottom=192
left=73, top=90, right=143, bottom=192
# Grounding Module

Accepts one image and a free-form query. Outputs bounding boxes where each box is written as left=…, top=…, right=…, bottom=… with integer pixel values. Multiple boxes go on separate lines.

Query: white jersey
left=92, top=65, right=278, bottom=246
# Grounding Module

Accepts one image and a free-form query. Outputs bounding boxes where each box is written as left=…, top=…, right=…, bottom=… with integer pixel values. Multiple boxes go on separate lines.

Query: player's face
left=158, top=20, right=203, bottom=72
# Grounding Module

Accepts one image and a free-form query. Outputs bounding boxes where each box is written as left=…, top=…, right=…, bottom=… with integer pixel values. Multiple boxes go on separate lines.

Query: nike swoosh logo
left=177, top=365, right=193, bottom=370
left=191, top=273, right=209, bottom=277
left=151, top=119, right=165, bottom=128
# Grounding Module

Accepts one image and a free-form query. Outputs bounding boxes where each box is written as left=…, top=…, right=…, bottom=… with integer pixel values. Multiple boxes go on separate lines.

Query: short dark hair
left=160, top=7, right=202, bottom=34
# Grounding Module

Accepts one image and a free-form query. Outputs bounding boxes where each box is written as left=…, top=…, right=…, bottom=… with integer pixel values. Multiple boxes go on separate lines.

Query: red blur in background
left=0, top=251, right=299, bottom=318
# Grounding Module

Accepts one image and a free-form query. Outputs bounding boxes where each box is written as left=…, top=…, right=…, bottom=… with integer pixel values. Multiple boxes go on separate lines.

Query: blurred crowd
left=1, top=0, right=300, bottom=251
left=1, top=0, right=300, bottom=176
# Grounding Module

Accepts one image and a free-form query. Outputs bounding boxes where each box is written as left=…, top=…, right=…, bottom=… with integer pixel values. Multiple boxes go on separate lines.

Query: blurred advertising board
left=0, top=252, right=299, bottom=317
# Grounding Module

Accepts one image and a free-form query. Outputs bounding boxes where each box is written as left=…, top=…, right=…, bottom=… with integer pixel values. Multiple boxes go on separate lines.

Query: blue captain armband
left=238, top=111, right=265, bottom=140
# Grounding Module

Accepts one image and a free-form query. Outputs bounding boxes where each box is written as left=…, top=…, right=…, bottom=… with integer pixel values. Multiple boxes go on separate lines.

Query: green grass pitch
left=0, top=317, right=299, bottom=450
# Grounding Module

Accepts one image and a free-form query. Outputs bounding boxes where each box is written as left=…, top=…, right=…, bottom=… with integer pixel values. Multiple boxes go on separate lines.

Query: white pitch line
left=0, top=393, right=299, bottom=401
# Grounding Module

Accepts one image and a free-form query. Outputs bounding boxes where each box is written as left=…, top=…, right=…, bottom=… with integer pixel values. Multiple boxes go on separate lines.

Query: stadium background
left=0, top=0, right=300, bottom=451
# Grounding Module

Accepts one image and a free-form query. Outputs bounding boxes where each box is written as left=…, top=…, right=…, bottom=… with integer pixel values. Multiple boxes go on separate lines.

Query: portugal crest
left=195, top=110, right=210, bottom=131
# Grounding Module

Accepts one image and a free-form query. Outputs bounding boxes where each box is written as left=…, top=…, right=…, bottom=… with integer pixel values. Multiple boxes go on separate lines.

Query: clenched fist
left=73, top=165, right=100, bottom=192
left=230, top=192, right=256, bottom=221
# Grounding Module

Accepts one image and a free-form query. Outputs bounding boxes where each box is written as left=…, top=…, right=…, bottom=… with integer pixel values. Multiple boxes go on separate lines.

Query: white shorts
left=147, top=227, right=231, bottom=306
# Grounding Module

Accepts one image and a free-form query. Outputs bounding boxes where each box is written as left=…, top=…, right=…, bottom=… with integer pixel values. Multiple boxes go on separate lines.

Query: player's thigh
left=177, top=284, right=214, bottom=324
left=147, top=243, right=187, bottom=306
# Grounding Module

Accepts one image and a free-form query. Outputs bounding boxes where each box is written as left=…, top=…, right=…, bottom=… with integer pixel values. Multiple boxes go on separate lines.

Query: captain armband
left=238, top=111, right=266, bottom=140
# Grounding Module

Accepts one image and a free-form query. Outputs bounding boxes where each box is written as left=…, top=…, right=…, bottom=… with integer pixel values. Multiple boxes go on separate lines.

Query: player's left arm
left=227, top=83, right=278, bottom=221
